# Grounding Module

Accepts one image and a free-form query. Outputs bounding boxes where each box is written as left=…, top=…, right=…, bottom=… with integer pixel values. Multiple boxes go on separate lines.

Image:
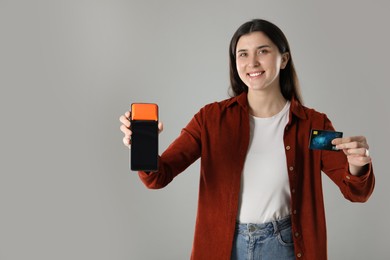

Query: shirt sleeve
left=320, top=115, right=375, bottom=202
left=138, top=108, right=203, bottom=189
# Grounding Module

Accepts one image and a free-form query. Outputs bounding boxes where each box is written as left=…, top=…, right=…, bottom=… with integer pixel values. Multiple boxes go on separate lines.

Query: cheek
left=273, top=56, right=283, bottom=69
left=236, top=67, right=246, bottom=81
left=235, top=61, right=240, bottom=71
left=236, top=62, right=245, bottom=75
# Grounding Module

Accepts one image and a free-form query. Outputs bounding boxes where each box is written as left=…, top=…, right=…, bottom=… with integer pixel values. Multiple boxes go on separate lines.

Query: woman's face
left=235, top=31, right=289, bottom=94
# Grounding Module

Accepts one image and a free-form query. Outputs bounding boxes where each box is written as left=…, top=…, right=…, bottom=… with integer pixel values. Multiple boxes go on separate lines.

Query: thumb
left=158, top=122, right=164, bottom=133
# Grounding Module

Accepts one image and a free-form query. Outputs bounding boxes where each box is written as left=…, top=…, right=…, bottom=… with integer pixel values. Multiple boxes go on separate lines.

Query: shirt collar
left=227, top=92, right=307, bottom=120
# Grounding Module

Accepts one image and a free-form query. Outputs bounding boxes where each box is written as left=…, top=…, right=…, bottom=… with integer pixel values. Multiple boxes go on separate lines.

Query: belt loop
left=272, top=220, right=279, bottom=235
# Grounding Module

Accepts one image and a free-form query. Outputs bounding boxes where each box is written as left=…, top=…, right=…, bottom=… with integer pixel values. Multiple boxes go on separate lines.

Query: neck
left=247, top=89, right=287, bottom=118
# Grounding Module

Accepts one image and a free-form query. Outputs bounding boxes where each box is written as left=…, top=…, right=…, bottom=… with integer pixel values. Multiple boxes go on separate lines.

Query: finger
left=332, top=136, right=366, bottom=145
left=120, top=124, right=132, bottom=136
left=158, top=122, right=164, bottom=133
left=123, top=136, right=131, bottom=147
left=125, top=111, right=130, bottom=118
left=333, top=137, right=368, bottom=150
left=344, top=147, right=367, bottom=156
left=337, top=141, right=368, bottom=150
left=119, top=115, right=131, bottom=128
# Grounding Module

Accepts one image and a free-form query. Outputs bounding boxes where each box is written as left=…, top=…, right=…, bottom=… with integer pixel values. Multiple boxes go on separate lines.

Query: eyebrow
left=236, top=45, right=271, bottom=53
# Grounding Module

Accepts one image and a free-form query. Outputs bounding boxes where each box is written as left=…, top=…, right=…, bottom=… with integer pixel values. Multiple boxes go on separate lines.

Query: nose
left=249, top=55, right=260, bottom=67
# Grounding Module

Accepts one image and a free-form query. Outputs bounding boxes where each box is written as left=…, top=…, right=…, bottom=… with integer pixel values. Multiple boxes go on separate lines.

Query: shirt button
left=289, top=166, right=294, bottom=171
left=346, top=175, right=351, bottom=180
left=291, top=189, right=295, bottom=193
left=293, top=210, right=297, bottom=214
left=295, top=232, right=300, bottom=237
left=286, top=145, right=291, bottom=150
left=297, top=253, right=302, bottom=258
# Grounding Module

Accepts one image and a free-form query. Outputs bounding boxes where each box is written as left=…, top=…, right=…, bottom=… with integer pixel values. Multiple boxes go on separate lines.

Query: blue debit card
left=309, top=129, right=343, bottom=151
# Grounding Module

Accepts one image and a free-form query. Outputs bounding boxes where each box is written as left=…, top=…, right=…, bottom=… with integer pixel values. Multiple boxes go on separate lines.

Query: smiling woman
left=229, top=19, right=302, bottom=105
left=1, top=0, right=387, bottom=259
left=236, top=33, right=288, bottom=91
left=119, top=19, right=375, bottom=260
left=235, top=32, right=291, bottom=117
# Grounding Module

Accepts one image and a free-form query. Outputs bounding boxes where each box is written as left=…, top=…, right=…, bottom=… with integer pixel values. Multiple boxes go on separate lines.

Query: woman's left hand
left=332, top=136, right=372, bottom=176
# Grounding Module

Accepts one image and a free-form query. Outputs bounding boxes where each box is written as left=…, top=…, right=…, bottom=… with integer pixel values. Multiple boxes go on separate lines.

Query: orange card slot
left=131, top=103, right=158, bottom=121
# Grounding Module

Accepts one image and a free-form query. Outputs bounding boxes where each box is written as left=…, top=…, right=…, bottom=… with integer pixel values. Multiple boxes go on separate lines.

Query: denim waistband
left=235, top=216, right=291, bottom=235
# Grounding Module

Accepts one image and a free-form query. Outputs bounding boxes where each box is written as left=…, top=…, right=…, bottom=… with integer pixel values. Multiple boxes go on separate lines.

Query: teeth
left=249, top=72, right=263, bottom=77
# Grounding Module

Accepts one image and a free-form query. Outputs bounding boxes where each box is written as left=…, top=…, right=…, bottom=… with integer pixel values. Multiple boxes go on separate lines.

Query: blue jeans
left=231, top=216, right=295, bottom=260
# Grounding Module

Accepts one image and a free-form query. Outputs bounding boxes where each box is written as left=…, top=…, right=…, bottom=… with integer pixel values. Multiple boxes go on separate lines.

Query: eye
left=237, top=52, right=247, bottom=58
left=258, top=49, right=269, bottom=55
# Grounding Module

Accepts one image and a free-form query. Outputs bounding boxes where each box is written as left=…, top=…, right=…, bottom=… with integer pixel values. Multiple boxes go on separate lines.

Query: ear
left=280, top=52, right=290, bottom=69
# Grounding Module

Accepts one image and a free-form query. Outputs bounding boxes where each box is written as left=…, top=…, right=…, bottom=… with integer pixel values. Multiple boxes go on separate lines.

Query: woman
left=119, top=19, right=374, bottom=260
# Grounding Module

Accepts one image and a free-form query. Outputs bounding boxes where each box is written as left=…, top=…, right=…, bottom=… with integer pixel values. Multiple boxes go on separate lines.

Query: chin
left=247, top=85, right=267, bottom=91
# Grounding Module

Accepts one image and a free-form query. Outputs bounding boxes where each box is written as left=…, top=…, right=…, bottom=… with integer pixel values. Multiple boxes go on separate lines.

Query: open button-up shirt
left=138, top=93, right=375, bottom=260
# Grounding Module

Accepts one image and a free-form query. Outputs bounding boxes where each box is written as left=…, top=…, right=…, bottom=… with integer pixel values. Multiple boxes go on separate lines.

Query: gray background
left=1, top=0, right=389, bottom=259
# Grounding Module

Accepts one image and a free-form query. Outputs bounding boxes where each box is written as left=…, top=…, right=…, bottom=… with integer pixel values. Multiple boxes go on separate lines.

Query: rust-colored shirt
left=138, top=93, right=375, bottom=260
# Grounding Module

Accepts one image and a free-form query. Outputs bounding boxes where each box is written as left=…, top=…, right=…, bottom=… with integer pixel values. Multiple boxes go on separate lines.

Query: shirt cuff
left=344, top=163, right=372, bottom=183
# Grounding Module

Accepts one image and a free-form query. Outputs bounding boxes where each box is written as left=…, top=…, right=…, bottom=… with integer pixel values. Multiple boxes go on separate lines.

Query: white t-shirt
left=237, top=101, right=291, bottom=224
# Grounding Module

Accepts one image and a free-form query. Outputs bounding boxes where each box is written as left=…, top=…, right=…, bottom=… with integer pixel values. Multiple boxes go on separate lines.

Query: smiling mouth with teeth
left=248, top=71, right=264, bottom=77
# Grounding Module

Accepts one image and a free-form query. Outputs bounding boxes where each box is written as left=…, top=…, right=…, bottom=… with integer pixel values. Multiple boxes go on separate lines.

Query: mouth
left=247, top=71, right=264, bottom=78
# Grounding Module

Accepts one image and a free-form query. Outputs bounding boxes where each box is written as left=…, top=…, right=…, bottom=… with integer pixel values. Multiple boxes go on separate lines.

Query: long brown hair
left=229, top=19, right=303, bottom=104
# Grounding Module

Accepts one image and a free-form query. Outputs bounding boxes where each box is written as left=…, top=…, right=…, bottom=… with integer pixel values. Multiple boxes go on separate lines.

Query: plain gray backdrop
left=1, top=0, right=389, bottom=259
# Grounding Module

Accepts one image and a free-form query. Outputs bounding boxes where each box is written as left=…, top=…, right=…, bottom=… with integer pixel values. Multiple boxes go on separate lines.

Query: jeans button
left=249, top=225, right=256, bottom=232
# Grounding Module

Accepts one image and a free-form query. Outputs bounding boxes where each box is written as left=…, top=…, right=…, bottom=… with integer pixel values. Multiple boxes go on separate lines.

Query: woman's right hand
left=119, top=111, right=163, bottom=148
